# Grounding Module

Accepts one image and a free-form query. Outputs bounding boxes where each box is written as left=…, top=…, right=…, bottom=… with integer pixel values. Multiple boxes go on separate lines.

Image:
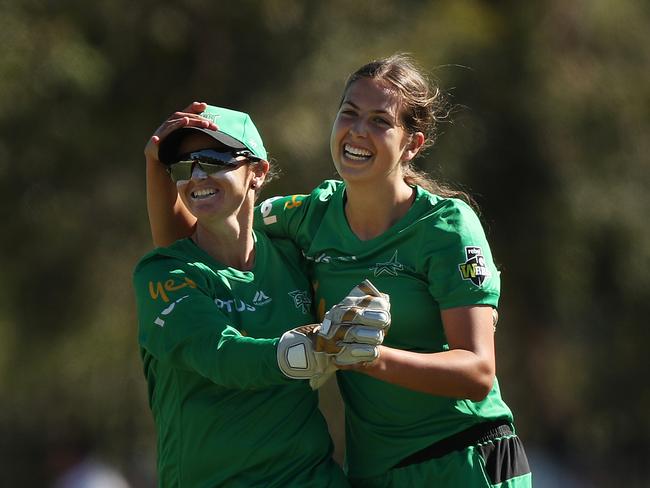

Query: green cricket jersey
left=254, top=180, right=514, bottom=479
left=133, top=232, right=348, bottom=487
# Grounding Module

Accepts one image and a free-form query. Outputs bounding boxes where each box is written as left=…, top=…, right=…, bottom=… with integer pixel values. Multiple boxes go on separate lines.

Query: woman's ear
left=250, top=159, right=270, bottom=189
left=402, top=132, right=425, bottom=162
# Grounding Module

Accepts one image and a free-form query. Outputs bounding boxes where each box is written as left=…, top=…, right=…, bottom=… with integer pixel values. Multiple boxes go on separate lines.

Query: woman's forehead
left=343, top=77, right=401, bottom=115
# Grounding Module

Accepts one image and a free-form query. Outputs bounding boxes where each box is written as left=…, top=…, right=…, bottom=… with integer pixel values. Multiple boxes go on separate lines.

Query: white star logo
left=370, top=250, right=404, bottom=277
left=288, top=290, right=312, bottom=314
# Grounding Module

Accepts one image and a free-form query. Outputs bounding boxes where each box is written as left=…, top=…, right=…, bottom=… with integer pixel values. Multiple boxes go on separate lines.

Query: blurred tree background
left=0, top=0, right=648, bottom=486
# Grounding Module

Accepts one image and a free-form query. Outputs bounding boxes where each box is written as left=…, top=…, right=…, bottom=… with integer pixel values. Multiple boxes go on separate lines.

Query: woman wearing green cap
left=147, top=54, right=530, bottom=488
left=134, top=102, right=394, bottom=487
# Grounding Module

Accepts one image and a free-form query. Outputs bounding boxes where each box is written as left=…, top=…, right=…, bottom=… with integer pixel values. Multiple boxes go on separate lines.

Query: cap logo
left=201, top=113, right=221, bottom=123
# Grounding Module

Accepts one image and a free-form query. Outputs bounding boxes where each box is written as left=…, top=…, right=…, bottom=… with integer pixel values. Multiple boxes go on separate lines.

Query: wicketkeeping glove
left=277, top=279, right=391, bottom=389
left=276, top=324, right=339, bottom=389
left=318, top=279, right=391, bottom=365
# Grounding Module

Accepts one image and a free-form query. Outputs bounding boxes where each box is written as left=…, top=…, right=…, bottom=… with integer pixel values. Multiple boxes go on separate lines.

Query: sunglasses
left=166, top=149, right=259, bottom=183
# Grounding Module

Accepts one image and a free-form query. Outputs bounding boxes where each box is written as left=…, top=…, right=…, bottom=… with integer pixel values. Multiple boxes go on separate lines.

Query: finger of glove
left=312, top=324, right=384, bottom=353
left=348, top=280, right=388, bottom=302
left=313, top=333, right=343, bottom=354
left=332, top=294, right=390, bottom=312
left=322, top=306, right=390, bottom=335
left=334, top=344, right=378, bottom=366
left=342, top=325, right=385, bottom=345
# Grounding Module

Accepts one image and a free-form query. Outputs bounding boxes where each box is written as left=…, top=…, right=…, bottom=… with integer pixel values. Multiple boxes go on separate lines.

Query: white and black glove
left=277, top=280, right=391, bottom=389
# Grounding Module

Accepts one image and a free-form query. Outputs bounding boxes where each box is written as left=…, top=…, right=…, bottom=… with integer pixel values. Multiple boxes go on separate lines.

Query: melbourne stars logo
left=370, top=250, right=404, bottom=277
left=288, top=290, right=312, bottom=314
left=458, top=246, right=491, bottom=287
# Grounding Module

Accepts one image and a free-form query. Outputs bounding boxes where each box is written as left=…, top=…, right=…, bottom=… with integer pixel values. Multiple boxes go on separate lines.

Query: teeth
left=344, top=143, right=372, bottom=160
left=191, top=188, right=217, bottom=199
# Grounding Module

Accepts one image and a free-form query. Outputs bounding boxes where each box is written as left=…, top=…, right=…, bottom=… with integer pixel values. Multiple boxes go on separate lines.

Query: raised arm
left=144, top=102, right=214, bottom=246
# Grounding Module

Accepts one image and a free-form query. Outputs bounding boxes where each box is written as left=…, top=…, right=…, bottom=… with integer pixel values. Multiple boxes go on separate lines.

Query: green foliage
left=1, top=0, right=648, bottom=485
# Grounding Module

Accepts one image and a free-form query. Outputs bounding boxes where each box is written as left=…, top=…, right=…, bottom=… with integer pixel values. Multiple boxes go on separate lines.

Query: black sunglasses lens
left=168, top=162, right=193, bottom=182
left=168, top=149, right=248, bottom=182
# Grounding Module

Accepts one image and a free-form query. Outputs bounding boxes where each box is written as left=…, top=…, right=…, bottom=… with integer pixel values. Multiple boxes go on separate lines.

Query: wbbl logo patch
left=458, top=246, right=490, bottom=287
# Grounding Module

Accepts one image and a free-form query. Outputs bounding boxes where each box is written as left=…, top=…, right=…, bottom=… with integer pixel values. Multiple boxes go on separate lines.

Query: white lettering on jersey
left=153, top=295, right=189, bottom=327
left=303, top=251, right=357, bottom=264
left=214, top=298, right=256, bottom=313
left=259, top=196, right=283, bottom=225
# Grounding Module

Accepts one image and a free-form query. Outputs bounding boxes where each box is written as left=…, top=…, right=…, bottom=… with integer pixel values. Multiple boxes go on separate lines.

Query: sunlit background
left=1, top=1, right=649, bottom=486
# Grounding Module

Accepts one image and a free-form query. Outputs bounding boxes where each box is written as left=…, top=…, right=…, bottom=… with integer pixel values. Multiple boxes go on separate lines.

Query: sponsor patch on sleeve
left=458, top=246, right=491, bottom=287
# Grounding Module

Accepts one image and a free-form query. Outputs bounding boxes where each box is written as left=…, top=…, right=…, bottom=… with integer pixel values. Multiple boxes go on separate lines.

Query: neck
left=193, top=206, right=256, bottom=270
left=344, top=178, right=415, bottom=241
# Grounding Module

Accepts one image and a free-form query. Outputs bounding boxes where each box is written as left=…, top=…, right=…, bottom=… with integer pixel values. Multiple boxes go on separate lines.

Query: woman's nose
left=191, top=164, right=209, bottom=180
left=349, top=118, right=367, bottom=137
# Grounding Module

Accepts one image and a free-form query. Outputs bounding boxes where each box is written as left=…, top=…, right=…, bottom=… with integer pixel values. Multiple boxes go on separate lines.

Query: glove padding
left=276, top=324, right=339, bottom=389
left=277, top=280, right=391, bottom=389
left=318, top=279, right=391, bottom=365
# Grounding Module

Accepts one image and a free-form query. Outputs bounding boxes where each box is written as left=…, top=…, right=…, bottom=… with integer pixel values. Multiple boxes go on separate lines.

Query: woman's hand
left=145, top=102, right=210, bottom=246
left=144, top=101, right=218, bottom=163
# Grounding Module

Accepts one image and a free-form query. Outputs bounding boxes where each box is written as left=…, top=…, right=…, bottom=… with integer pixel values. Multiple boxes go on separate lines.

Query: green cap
left=158, top=104, right=267, bottom=164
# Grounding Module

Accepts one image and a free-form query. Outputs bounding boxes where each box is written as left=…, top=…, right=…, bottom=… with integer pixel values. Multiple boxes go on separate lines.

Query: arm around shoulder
left=143, top=102, right=215, bottom=247
left=146, top=156, right=196, bottom=247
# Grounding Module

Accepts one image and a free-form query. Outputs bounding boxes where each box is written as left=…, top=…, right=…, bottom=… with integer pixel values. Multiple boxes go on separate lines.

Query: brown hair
left=343, top=53, right=475, bottom=207
left=253, top=157, right=280, bottom=200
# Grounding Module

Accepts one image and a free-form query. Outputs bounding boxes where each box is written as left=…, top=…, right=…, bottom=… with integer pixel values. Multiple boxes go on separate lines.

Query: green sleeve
left=133, top=257, right=291, bottom=389
left=425, top=199, right=501, bottom=309
left=253, top=180, right=343, bottom=251
left=253, top=193, right=311, bottom=240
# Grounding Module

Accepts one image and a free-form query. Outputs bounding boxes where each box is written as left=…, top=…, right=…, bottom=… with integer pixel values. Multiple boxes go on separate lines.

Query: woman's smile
left=343, top=143, right=373, bottom=162
left=190, top=187, right=219, bottom=200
